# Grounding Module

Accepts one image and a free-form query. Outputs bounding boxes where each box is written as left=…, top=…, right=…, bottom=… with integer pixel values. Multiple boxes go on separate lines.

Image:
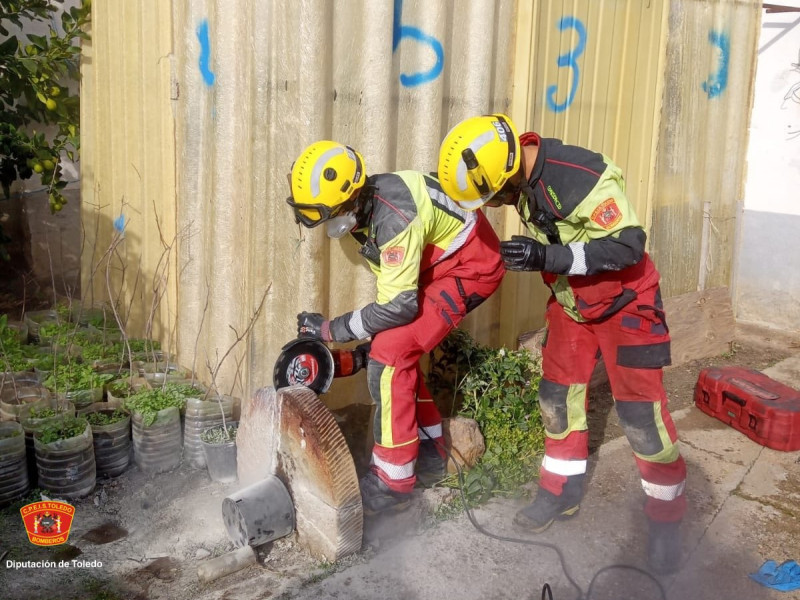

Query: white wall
left=744, top=8, right=800, bottom=215
left=736, top=7, right=800, bottom=332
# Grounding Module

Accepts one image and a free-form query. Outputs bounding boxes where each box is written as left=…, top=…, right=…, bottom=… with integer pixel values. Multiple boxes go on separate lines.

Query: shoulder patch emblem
left=381, top=246, right=406, bottom=267
left=591, top=198, right=623, bottom=230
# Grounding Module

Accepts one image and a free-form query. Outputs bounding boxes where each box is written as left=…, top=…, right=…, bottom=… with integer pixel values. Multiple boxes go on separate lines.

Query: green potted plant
left=42, top=363, right=115, bottom=410
left=199, top=420, right=238, bottom=483
left=124, top=386, right=188, bottom=474
left=84, top=406, right=131, bottom=478
left=18, top=400, right=75, bottom=487
left=33, top=415, right=96, bottom=499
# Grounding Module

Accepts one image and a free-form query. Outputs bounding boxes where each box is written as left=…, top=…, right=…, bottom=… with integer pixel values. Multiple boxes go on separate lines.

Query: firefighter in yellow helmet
left=287, top=140, right=505, bottom=514
left=438, top=115, right=687, bottom=576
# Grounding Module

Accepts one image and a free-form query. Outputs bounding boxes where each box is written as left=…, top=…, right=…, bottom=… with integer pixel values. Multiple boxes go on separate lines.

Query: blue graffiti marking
left=392, top=0, right=444, bottom=87
left=546, top=16, right=587, bottom=113
left=703, top=30, right=729, bottom=99
left=196, top=19, right=216, bottom=86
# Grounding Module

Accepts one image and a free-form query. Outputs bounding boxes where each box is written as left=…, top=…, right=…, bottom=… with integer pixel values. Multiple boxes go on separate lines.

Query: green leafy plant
left=199, top=423, right=237, bottom=445
left=0, top=313, right=30, bottom=370
left=85, top=409, right=127, bottom=427
left=26, top=406, right=57, bottom=419
left=43, top=362, right=114, bottom=393
left=124, top=387, right=188, bottom=427
left=36, top=415, right=87, bottom=444
left=0, top=0, right=91, bottom=218
left=162, top=381, right=204, bottom=399
left=429, top=329, right=546, bottom=504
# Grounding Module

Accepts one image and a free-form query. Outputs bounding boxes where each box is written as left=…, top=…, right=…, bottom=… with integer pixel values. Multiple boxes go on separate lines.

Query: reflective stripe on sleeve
left=348, top=310, right=368, bottom=339
left=567, top=242, right=587, bottom=275
left=641, top=479, right=686, bottom=501
left=542, top=455, right=587, bottom=476
left=371, top=453, right=415, bottom=481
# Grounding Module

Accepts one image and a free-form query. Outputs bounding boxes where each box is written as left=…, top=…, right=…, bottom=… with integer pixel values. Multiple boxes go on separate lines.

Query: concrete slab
left=740, top=447, right=800, bottom=514
left=668, top=495, right=793, bottom=600
left=763, top=355, right=800, bottom=389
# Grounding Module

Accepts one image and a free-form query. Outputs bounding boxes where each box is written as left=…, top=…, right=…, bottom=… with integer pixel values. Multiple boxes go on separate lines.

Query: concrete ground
left=271, top=355, right=800, bottom=600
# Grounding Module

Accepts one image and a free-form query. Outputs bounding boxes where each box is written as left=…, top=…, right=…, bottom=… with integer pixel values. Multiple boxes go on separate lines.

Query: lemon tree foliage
left=0, top=0, right=91, bottom=241
left=429, top=329, right=546, bottom=504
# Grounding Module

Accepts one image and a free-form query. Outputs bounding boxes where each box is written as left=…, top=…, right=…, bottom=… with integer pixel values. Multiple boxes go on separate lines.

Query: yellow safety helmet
left=287, top=141, right=366, bottom=227
left=437, top=114, right=521, bottom=210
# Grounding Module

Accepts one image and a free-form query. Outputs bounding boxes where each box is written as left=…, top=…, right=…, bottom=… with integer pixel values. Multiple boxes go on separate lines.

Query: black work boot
left=648, top=520, right=682, bottom=575
left=415, top=441, right=446, bottom=488
left=359, top=471, right=412, bottom=516
left=513, top=487, right=581, bottom=533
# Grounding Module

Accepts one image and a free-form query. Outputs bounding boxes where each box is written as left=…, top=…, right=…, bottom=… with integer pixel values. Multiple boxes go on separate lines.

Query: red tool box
left=694, top=367, right=800, bottom=452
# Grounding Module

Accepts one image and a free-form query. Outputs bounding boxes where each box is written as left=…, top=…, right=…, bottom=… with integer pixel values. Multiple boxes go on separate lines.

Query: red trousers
left=539, top=283, right=687, bottom=523
left=367, top=213, right=504, bottom=492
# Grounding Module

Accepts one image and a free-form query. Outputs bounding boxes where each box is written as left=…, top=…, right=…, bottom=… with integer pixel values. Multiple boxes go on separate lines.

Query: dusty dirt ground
left=1, top=255, right=798, bottom=600
left=1, top=327, right=796, bottom=600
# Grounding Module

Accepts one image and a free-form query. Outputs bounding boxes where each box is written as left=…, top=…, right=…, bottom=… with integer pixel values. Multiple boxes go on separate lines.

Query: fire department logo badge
left=20, top=501, right=75, bottom=546
left=381, top=246, right=405, bottom=267
left=590, top=198, right=623, bottom=230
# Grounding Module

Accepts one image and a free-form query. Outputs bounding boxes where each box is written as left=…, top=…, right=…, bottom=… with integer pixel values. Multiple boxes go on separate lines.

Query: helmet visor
left=286, top=196, right=354, bottom=228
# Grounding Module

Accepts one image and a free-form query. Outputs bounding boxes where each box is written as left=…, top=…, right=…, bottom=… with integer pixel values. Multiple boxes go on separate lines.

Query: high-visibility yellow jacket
left=328, top=171, right=482, bottom=342
left=517, top=132, right=660, bottom=322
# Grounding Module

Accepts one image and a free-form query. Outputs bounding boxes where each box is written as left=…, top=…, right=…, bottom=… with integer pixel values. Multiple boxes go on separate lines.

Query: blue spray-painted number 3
left=546, top=16, right=587, bottom=113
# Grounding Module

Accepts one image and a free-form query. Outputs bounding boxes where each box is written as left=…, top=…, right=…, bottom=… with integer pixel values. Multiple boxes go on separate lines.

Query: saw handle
left=331, top=343, right=370, bottom=378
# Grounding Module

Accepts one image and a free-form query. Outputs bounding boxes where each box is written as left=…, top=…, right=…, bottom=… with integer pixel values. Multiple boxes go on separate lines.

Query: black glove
left=499, top=235, right=547, bottom=271
left=297, top=312, right=331, bottom=341
left=353, top=342, right=371, bottom=373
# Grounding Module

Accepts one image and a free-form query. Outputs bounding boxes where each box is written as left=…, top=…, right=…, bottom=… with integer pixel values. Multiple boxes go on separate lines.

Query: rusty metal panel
left=80, top=1, right=177, bottom=345
left=501, top=0, right=670, bottom=347
left=649, top=0, right=761, bottom=297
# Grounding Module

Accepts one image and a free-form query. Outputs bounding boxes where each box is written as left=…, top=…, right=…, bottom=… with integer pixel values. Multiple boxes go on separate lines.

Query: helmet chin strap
left=518, top=178, right=561, bottom=244
left=353, top=184, right=375, bottom=229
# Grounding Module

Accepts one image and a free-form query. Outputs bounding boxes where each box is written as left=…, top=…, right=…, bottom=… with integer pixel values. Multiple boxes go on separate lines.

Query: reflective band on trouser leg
left=417, top=423, right=442, bottom=439
left=542, top=455, right=588, bottom=476
left=641, top=479, right=686, bottom=500
left=371, top=452, right=415, bottom=482
left=636, top=454, right=687, bottom=522
left=539, top=428, right=590, bottom=496
left=415, top=373, right=445, bottom=457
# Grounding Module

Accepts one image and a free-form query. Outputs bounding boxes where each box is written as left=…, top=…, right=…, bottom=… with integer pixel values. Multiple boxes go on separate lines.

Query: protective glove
left=499, top=235, right=547, bottom=271
left=297, top=312, right=331, bottom=341
left=353, top=342, right=372, bottom=372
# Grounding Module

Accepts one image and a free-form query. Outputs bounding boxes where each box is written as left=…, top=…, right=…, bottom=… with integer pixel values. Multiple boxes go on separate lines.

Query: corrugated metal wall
left=80, top=1, right=177, bottom=346
left=80, top=0, right=761, bottom=402
left=649, top=0, right=761, bottom=296
left=502, top=0, right=671, bottom=344
left=82, top=0, right=515, bottom=403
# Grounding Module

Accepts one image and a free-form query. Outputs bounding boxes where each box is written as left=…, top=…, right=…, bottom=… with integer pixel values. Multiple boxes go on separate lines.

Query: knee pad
left=616, top=400, right=665, bottom=457
left=538, top=379, right=569, bottom=435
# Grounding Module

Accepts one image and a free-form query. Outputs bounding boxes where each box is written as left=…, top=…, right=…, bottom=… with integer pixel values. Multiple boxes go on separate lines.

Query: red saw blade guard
left=273, top=338, right=335, bottom=394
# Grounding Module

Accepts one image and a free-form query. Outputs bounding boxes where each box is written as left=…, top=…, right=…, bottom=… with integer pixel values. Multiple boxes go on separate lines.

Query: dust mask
left=326, top=213, right=358, bottom=239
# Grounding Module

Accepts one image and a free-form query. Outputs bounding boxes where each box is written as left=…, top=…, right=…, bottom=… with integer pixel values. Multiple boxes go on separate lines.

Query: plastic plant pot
left=0, top=421, right=29, bottom=507
left=34, top=419, right=96, bottom=500
left=200, top=422, right=238, bottom=483
left=183, top=395, right=233, bottom=469
left=222, top=475, right=294, bottom=547
left=131, top=406, right=183, bottom=474
left=84, top=404, right=131, bottom=478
